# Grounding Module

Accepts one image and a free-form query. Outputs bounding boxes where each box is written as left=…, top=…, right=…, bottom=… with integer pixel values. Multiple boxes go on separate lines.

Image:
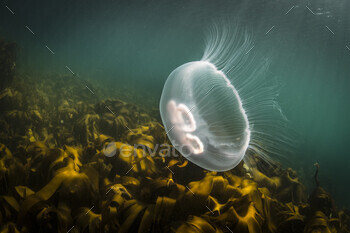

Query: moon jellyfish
left=160, top=22, right=290, bottom=171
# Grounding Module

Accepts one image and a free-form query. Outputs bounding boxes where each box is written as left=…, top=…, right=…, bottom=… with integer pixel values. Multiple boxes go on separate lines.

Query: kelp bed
left=0, top=74, right=349, bottom=233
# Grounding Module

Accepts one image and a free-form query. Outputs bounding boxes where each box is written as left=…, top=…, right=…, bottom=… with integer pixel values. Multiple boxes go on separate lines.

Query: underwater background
left=1, top=0, right=350, bottom=232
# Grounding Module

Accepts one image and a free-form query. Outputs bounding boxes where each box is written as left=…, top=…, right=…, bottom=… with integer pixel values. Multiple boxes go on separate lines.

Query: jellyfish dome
left=160, top=22, right=288, bottom=171
left=160, top=61, right=250, bottom=171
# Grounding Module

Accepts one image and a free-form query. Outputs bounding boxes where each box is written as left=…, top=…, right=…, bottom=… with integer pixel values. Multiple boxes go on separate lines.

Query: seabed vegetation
left=0, top=39, right=350, bottom=233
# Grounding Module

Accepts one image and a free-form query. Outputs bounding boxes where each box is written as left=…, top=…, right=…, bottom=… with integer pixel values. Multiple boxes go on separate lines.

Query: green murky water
left=1, top=0, right=350, bottom=209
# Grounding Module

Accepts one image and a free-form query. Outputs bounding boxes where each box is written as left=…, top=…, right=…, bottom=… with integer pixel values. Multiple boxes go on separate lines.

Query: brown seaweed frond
left=0, top=74, right=349, bottom=233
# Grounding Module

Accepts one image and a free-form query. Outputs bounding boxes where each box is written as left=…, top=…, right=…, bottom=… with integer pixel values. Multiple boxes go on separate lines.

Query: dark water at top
left=1, top=0, right=350, bottom=207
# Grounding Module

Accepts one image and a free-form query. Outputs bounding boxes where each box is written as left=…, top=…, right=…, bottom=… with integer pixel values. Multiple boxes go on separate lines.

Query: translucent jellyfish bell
left=160, top=61, right=250, bottom=171
left=160, top=22, right=289, bottom=171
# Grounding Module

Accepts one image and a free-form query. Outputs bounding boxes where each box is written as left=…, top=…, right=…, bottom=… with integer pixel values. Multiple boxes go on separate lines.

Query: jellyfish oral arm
left=185, top=133, right=204, bottom=154
left=166, top=100, right=204, bottom=155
